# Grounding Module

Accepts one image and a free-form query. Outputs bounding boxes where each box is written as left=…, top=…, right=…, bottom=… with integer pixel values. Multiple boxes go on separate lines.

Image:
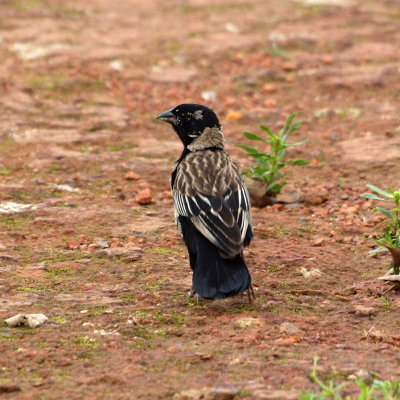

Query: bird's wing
left=173, top=150, right=252, bottom=258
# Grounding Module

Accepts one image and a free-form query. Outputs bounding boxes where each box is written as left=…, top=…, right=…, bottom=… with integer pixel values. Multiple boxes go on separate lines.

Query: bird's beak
left=156, top=108, right=174, bottom=124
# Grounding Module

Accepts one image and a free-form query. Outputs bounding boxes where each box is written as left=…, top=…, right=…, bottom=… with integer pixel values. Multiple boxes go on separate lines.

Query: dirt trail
left=1, top=0, right=400, bottom=399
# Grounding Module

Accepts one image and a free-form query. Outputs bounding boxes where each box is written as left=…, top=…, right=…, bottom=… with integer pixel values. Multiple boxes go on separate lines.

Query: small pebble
left=125, top=171, right=139, bottom=181
left=134, top=188, right=153, bottom=205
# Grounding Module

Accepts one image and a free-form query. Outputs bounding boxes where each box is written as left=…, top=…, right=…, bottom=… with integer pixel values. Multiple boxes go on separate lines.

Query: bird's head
left=156, top=104, right=224, bottom=151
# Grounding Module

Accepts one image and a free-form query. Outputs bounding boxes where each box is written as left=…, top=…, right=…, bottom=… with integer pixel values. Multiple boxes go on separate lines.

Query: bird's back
left=172, top=148, right=253, bottom=260
left=174, top=149, right=241, bottom=197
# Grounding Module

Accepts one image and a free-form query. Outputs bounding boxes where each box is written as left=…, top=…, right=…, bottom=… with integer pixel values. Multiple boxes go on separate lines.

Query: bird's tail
left=179, top=216, right=252, bottom=300
left=192, top=252, right=251, bottom=300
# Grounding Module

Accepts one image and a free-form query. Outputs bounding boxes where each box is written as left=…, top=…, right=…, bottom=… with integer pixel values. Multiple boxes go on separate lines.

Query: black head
left=156, top=104, right=221, bottom=148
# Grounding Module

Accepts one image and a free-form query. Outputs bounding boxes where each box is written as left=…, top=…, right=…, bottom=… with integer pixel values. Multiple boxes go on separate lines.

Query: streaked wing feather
left=173, top=150, right=253, bottom=257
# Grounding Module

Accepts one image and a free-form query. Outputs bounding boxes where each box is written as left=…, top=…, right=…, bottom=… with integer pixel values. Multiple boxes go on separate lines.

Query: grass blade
left=361, top=193, right=387, bottom=201
left=286, top=159, right=310, bottom=165
left=235, top=144, right=263, bottom=155
left=278, top=113, right=296, bottom=137
left=291, top=139, right=309, bottom=147
left=282, top=119, right=303, bottom=142
left=243, top=131, right=266, bottom=142
left=372, top=207, right=392, bottom=219
left=366, top=184, right=393, bottom=198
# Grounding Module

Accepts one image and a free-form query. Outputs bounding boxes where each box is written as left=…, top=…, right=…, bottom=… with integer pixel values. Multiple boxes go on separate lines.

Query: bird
left=156, top=103, right=255, bottom=302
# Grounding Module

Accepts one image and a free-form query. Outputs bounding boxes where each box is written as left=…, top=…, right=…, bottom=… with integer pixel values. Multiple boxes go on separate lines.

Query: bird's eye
left=176, top=113, right=189, bottom=125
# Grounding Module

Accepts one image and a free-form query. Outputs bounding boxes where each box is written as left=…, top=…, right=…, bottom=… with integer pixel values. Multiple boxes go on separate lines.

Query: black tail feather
left=193, top=255, right=251, bottom=299
left=180, top=217, right=251, bottom=299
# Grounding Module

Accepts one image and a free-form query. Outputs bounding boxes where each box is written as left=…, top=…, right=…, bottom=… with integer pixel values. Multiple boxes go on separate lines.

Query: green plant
left=236, top=113, right=309, bottom=195
left=300, top=356, right=400, bottom=399
left=361, top=185, right=400, bottom=274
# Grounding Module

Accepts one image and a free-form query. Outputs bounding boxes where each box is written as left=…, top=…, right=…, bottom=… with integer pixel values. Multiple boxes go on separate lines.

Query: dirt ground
left=1, top=0, right=400, bottom=399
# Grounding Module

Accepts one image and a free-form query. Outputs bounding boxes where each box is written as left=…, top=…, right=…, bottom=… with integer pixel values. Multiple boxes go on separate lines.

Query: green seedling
left=236, top=113, right=309, bottom=195
left=361, top=185, right=400, bottom=274
left=300, top=356, right=400, bottom=399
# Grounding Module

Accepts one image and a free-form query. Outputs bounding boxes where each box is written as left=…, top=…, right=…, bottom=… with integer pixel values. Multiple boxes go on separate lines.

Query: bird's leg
left=188, top=285, right=200, bottom=305
left=188, top=285, right=196, bottom=298
left=246, top=283, right=256, bottom=303
left=250, top=283, right=256, bottom=299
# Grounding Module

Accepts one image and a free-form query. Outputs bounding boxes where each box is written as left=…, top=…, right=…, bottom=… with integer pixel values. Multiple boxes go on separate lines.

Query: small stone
left=322, top=55, right=334, bottom=65
left=226, top=110, right=243, bottom=121
left=78, top=234, right=88, bottom=244
left=33, top=217, right=60, bottom=225
left=275, top=184, right=305, bottom=204
left=5, top=313, right=48, bottom=328
left=300, top=267, right=323, bottom=278
left=342, top=236, right=353, bottom=244
left=134, top=188, right=153, bottom=205
left=342, top=225, right=359, bottom=234
left=272, top=203, right=283, bottom=212
left=336, top=285, right=356, bottom=296
left=94, top=239, right=109, bottom=249
left=109, top=59, right=124, bottom=71
left=354, top=305, right=377, bottom=317
left=312, top=238, right=325, bottom=247
left=320, top=300, right=334, bottom=311
left=225, top=22, right=240, bottom=33
left=369, top=330, right=384, bottom=341
left=124, top=171, right=139, bottom=181
left=27, top=314, right=48, bottom=328
left=201, top=91, right=217, bottom=102
left=279, top=321, right=303, bottom=335
left=67, top=239, right=80, bottom=250
left=262, top=83, right=277, bottom=93
left=99, top=247, right=142, bottom=260
left=209, top=386, right=240, bottom=400
left=198, top=353, right=213, bottom=361
left=0, top=384, right=21, bottom=393
left=5, top=314, right=26, bottom=327
left=341, top=205, right=359, bottom=215
left=281, top=61, right=298, bottom=71
left=354, top=369, right=373, bottom=382
left=127, top=316, right=138, bottom=325
left=173, top=388, right=207, bottom=400
left=236, top=317, right=264, bottom=328
left=264, top=99, right=277, bottom=108
left=304, top=188, right=328, bottom=205
left=243, top=176, right=275, bottom=208
left=167, top=345, right=181, bottom=352
left=87, top=243, right=100, bottom=252
left=0, top=253, right=21, bottom=262
left=76, top=258, right=91, bottom=264
left=250, top=389, right=298, bottom=400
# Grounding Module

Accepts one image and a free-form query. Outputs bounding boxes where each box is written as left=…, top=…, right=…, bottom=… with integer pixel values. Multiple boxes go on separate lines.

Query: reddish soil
left=1, top=0, right=400, bottom=399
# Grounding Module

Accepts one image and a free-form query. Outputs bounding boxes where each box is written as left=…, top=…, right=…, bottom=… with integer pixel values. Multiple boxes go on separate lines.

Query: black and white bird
left=156, top=104, right=254, bottom=301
